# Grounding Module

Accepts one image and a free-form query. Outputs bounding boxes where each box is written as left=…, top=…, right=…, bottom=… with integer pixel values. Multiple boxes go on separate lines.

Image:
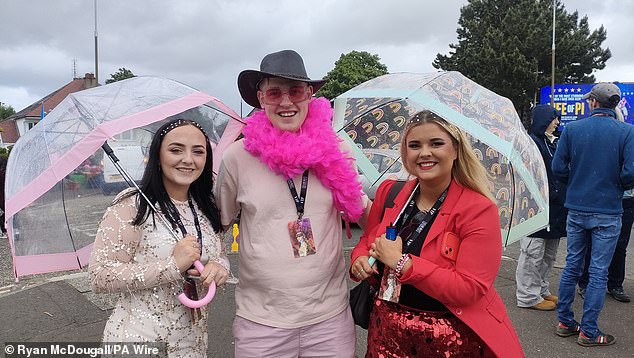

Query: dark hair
left=118, top=119, right=222, bottom=233
left=599, top=95, right=621, bottom=110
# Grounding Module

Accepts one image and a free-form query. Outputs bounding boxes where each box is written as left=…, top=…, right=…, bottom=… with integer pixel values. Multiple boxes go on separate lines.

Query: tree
left=0, top=102, right=15, bottom=120
left=433, top=0, right=610, bottom=125
left=317, top=51, right=389, bottom=100
left=0, top=146, right=11, bottom=158
left=105, top=68, right=135, bottom=84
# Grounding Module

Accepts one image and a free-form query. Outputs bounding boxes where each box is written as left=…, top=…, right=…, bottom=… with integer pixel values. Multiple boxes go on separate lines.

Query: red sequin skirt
left=366, top=299, right=494, bottom=358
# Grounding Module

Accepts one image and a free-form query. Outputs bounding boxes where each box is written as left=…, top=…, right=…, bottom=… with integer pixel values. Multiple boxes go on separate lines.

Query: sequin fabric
left=89, top=189, right=229, bottom=357
left=366, top=299, right=493, bottom=358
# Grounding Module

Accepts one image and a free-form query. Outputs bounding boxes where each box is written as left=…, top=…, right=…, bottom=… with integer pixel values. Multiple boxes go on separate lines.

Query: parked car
left=359, top=149, right=409, bottom=200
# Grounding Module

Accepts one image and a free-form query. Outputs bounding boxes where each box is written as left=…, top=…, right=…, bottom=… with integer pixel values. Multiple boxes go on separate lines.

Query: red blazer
left=351, top=179, right=524, bottom=358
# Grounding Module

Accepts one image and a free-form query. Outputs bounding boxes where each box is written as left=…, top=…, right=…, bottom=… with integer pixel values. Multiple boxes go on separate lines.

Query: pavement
left=0, top=230, right=633, bottom=358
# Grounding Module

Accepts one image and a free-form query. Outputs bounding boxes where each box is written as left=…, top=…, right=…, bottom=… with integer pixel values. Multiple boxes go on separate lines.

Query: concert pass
left=378, top=268, right=401, bottom=303
left=288, top=217, right=317, bottom=258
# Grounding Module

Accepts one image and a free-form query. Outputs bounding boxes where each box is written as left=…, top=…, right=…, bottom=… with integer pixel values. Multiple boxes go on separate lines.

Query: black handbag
left=349, top=280, right=376, bottom=329
left=349, top=180, right=407, bottom=329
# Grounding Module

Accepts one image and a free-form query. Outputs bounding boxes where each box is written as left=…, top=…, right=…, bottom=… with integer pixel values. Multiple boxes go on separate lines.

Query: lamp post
left=533, top=61, right=539, bottom=108
left=94, top=0, right=99, bottom=84
left=550, top=0, right=556, bottom=107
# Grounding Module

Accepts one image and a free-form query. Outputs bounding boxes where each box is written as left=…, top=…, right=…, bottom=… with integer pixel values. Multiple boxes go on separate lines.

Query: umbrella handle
left=368, top=225, right=397, bottom=266
left=178, top=260, right=216, bottom=308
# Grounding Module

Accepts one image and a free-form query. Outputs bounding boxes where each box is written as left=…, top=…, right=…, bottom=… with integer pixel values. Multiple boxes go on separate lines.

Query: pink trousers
left=233, top=307, right=356, bottom=358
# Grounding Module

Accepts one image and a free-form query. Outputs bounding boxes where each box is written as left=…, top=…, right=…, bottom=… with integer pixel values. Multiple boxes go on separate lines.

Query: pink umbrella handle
left=178, top=260, right=216, bottom=308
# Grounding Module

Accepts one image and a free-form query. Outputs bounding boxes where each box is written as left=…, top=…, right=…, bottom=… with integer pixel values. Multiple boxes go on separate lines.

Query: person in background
left=215, top=49, right=370, bottom=357
left=553, top=83, right=634, bottom=346
left=577, top=106, right=632, bottom=303
left=351, top=111, right=523, bottom=357
left=617, top=97, right=629, bottom=123
left=89, top=119, right=230, bottom=357
left=515, top=105, right=567, bottom=311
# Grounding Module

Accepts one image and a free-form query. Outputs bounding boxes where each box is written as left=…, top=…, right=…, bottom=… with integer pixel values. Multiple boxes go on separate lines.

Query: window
left=115, top=131, right=132, bottom=140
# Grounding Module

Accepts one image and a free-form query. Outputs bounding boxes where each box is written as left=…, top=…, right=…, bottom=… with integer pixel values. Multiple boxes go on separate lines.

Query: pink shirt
left=215, top=140, right=350, bottom=328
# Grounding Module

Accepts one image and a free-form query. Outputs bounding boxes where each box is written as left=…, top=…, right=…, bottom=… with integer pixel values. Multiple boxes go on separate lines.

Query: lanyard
left=287, top=170, right=309, bottom=219
left=397, top=187, right=448, bottom=249
left=165, top=196, right=203, bottom=254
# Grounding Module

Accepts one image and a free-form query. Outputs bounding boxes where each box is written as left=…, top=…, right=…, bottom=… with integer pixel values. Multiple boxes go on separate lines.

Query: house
left=0, top=73, right=98, bottom=148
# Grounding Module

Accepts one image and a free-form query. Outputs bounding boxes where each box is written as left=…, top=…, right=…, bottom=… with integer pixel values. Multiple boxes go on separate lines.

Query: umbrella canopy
left=333, top=72, right=548, bottom=246
left=6, top=76, right=244, bottom=279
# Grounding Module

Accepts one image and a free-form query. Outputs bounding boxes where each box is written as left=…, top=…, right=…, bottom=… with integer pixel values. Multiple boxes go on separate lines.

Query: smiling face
left=257, top=77, right=313, bottom=132
left=403, top=122, right=457, bottom=188
left=159, top=124, right=207, bottom=200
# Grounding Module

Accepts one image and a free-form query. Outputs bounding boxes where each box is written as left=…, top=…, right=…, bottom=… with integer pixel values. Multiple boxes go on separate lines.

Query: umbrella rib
left=201, top=103, right=246, bottom=124
left=369, top=159, right=403, bottom=188
left=99, top=82, right=125, bottom=124
left=70, top=95, right=100, bottom=127
left=506, top=162, right=515, bottom=247
left=47, top=119, right=90, bottom=155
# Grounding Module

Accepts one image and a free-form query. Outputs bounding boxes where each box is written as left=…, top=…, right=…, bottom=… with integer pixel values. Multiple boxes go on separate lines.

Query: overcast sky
left=1, top=0, right=632, bottom=115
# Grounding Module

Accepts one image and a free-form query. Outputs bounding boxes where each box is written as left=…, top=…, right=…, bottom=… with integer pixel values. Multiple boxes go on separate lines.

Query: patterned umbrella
left=333, top=72, right=548, bottom=246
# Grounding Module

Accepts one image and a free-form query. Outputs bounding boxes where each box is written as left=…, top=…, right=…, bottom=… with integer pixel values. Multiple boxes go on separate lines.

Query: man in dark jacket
left=516, top=104, right=567, bottom=311
left=553, top=83, right=634, bottom=346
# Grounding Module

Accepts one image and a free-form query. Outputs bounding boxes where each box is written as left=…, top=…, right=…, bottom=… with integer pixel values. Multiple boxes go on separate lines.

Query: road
left=1, top=225, right=633, bottom=357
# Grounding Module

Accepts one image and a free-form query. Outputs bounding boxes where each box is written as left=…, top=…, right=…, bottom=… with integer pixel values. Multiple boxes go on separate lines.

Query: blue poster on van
left=540, top=83, right=634, bottom=127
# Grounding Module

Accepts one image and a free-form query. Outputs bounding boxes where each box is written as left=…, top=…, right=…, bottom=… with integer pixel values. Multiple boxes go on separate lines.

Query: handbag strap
left=379, top=180, right=407, bottom=222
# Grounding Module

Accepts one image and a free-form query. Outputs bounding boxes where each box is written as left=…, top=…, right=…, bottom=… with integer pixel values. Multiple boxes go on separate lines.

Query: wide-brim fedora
left=238, top=49, right=326, bottom=109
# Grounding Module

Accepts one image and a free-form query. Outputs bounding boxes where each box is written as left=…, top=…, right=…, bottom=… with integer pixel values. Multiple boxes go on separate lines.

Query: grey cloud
left=0, top=0, right=631, bottom=112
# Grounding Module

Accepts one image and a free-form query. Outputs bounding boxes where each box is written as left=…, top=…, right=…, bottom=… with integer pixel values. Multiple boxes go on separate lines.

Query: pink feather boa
left=242, top=97, right=364, bottom=221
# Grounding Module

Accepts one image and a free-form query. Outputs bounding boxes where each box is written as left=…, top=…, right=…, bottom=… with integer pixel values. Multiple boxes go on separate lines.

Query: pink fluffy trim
left=243, top=97, right=363, bottom=221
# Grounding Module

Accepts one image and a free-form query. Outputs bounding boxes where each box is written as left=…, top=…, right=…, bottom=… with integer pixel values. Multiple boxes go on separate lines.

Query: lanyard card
left=378, top=268, right=401, bottom=303
left=288, top=217, right=317, bottom=258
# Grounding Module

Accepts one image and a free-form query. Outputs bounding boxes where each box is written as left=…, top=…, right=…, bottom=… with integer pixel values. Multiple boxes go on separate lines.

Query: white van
left=102, top=144, right=147, bottom=195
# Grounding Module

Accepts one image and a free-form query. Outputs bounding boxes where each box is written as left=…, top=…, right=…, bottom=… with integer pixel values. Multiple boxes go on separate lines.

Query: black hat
left=238, top=50, right=326, bottom=109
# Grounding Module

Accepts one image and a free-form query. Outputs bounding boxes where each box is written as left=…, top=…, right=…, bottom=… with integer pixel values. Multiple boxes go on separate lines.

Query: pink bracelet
left=395, top=253, right=411, bottom=278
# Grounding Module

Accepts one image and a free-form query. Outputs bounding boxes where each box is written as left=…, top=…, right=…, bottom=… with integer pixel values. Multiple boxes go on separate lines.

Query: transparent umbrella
left=6, top=76, right=244, bottom=279
left=333, top=72, right=548, bottom=246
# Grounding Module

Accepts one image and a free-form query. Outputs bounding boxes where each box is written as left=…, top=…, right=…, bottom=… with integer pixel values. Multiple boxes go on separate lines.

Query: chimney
left=83, top=73, right=98, bottom=88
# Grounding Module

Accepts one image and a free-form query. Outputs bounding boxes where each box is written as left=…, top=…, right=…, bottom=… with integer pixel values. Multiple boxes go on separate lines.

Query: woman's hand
left=351, top=255, right=377, bottom=281
left=371, top=234, right=403, bottom=270
left=188, top=262, right=229, bottom=287
left=172, top=235, right=201, bottom=273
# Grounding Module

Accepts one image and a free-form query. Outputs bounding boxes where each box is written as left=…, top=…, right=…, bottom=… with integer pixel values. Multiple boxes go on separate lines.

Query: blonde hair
left=400, top=111, right=495, bottom=203
left=615, top=107, right=625, bottom=122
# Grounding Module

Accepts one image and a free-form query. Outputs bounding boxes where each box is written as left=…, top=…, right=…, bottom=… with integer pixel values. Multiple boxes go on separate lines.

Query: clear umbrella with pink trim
left=5, top=76, right=244, bottom=280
